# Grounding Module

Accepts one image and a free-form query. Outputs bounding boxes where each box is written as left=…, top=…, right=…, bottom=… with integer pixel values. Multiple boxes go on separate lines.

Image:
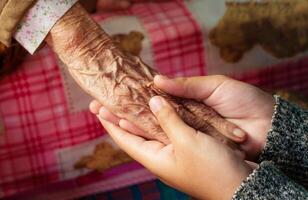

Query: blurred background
left=0, top=0, right=307, bottom=199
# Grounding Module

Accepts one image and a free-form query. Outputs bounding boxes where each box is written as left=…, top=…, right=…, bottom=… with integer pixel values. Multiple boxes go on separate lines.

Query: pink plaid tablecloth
left=0, top=0, right=308, bottom=199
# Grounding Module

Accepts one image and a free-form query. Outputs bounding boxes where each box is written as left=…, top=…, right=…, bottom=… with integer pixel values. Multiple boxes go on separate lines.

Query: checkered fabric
left=235, top=57, right=308, bottom=96
left=0, top=0, right=307, bottom=199
left=0, top=1, right=205, bottom=198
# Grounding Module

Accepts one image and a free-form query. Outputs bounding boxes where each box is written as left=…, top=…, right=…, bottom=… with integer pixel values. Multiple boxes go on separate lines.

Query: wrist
left=198, top=161, right=253, bottom=200
left=223, top=163, right=253, bottom=200
left=45, top=3, right=114, bottom=61
left=257, top=94, right=276, bottom=158
left=240, top=92, right=275, bottom=161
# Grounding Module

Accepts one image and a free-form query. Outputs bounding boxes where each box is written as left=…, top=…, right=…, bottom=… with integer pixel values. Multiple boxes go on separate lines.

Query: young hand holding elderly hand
left=150, top=75, right=275, bottom=161
left=89, top=75, right=275, bottom=199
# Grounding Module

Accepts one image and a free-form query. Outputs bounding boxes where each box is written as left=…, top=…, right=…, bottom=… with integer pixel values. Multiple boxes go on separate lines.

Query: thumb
left=149, top=96, right=196, bottom=146
left=153, top=75, right=230, bottom=102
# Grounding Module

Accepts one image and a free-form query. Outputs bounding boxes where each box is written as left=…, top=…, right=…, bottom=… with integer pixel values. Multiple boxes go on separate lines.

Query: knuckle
left=210, top=116, right=225, bottom=128
left=198, top=121, right=212, bottom=133
left=202, top=110, right=217, bottom=123
left=175, top=77, right=190, bottom=87
left=155, top=131, right=170, bottom=144
left=181, top=78, right=191, bottom=93
left=220, top=120, right=233, bottom=133
left=175, top=77, right=189, bottom=83
left=209, top=117, right=237, bottom=139
left=149, top=125, right=170, bottom=144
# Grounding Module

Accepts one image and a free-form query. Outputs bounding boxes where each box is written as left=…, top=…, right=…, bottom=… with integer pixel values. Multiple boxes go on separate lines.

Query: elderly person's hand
left=97, top=96, right=253, bottom=200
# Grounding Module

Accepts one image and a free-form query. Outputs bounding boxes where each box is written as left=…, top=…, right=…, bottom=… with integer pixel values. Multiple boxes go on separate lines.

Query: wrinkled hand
left=97, top=96, right=252, bottom=200
left=90, top=75, right=275, bottom=161
left=57, top=3, right=246, bottom=147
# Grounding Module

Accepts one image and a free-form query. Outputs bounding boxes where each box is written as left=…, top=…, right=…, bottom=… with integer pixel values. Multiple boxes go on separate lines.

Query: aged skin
left=45, top=4, right=245, bottom=152
left=111, top=31, right=145, bottom=56
left=75, top=142, right=132, bottom=172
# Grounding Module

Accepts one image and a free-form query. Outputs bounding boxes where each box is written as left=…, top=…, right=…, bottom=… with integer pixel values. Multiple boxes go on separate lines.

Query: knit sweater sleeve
left=258, top=96, right=308, bottom=188
left=232, top=161, right=308, bottom=200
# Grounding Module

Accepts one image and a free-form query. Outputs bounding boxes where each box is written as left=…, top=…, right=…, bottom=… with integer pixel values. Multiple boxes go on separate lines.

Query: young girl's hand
left=150, top=75, right=275, bottom=161
left=98, top=96, right=252, bottom=200
left=90, top=75, right=275, bottom=161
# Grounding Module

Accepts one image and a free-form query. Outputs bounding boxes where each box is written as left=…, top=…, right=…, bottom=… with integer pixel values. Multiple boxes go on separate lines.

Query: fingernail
left=99, top=107, right=107, bottom=119
left=233, top=129, right=245, bottom=138
left=99, top=108, right=104, bottom=117
left=149, top=96, right=164, bottom=113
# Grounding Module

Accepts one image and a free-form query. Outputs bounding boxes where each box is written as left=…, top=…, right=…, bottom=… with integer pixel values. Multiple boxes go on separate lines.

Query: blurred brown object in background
left=0, top=43, right=6, bottom=54
left=275, top=90, right=308, bottom=109
left=80, top=0, right=98, bottom=13
left=74, top=142, right=132, bottom=172
left=209, top=0, right=308, bottom=63
left=86, top=0, right=132, bottom=12
left=111, top=31, right=144, bottom=56
left=0, top=41, right=28, bottom=80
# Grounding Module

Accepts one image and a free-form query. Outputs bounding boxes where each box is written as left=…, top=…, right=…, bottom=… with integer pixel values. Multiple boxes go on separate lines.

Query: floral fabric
left=14, top=0, right=78, bottom=54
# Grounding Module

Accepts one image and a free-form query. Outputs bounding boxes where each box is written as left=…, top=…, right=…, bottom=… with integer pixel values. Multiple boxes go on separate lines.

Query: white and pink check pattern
left=0, top=0, right=308, bottom=199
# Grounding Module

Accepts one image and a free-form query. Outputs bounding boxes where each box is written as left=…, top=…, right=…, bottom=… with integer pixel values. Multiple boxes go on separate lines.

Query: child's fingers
left=89, top=100, right=102, bottom=114
left=149, top=96, right=196, bottom=146
left=119, top=119, right=146, bottom=137
left=100, top=118, right=172, bottom=173
left=97, top=107, right=145, bottom=136
left=99, top=107, right=120, bottom=125
left=153, top=75, right=230, bottom=101
left=100, top=118, right=148, bottom=161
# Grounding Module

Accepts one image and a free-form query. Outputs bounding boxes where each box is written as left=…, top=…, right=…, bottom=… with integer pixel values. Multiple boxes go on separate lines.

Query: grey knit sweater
left=232, top=96, right=308, bottom=200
